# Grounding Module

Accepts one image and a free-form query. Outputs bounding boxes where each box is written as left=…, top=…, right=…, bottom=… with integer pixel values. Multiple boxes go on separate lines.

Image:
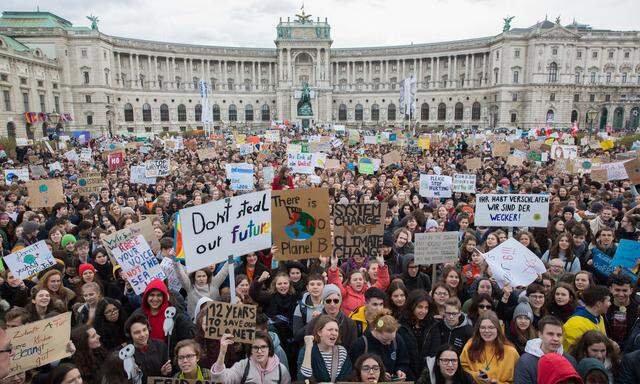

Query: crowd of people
left=0, top=125, right=639, bottom=384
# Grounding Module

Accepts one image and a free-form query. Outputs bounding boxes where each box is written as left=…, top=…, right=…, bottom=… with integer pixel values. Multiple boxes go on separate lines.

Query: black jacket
left=398, top=320, right=437, bottom=380
left=350, top=330, right=411, bottom=377
left=423, top=314, right=473, bottom=357
left=134, top=339, right=168, bottom=383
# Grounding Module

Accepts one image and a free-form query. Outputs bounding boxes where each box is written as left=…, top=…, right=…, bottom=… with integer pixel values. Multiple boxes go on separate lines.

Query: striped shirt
left=300, top=345, right=349, bottom=378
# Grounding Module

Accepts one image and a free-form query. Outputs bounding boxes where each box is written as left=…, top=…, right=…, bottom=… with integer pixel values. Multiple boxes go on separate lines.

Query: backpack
left=241, top=358, right=282, bottom=384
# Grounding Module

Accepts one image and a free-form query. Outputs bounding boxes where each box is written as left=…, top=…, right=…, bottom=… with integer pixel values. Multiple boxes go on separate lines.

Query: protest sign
left=419, top=174, right=452, bottom=198
left=364, top=135, right=378, bottom=145
left=238, top=143, right=254, bottom=156
left=311, top=152, right=327, bottom=169
left=599, top=139, right=614, bottom=151
left=147, top=379, right=218, bottom=384
left=204, top=300, right=257, bottom=344
left=624, top=159, right=640, bottom=184
left=144, top=159, right=170, bottom=178
left=592, top=248, right=638, bottom=284
left=271, top=188, right=332, bottom=260
left=492, top=142, right=510, bottom=158
left=110, top=235, right=165, bottom=295
left=77, top=171, right=103, bottom=196
left=601, top=161, right=629, bottom=181
left=29, top=165, right=47, bottom=178
left=130, top=165, right=157, bottom=185
left=79, top=148, right=93, bottom=162
left=590, top=168, right=608, bottom=183
left=160, top=258, right=182, bottom=292
left=64, top=150, right=79, bottom=162
left=225, top=163, right=254, bottom=191
left=418, top=136, right=430, bottom=150
left=506, top=156, right=524, bottom=167
left=196, top=148, right=217, bottom=161
left=482, top=238, right=547, bottom=288
left=3, top=240, right=55, bottom=280
left=4, top=168, right=29, bottom=184
left=383, top=150, right=402, bottom=165
left=287, top=152, right=313, bottom=174
left=332, top=203, right=387, bottom=259
left=178, top=191, right=271, bottom=272
left=6, top=312, right=72, bottom=375
left=108, top=150, right=125, bottom=170
left=263, top=166, right=275, bottom=184
left=264, top=129, right=280, bottom=143
left=414, top=232, right=459, bottom=265
left=358, top=158, right=374, bottom=175
left=348, top=129, right=360, bottom=145
left=551, top=144, right=578, bottom=160
left=452, top=173, right=476, bottom=194
left=26, top=179, right=64, bottom=208
left=325, top=158, right=341, bottom=170
left=101, top=218, right=161, bottom=258
left=49, top=162, right=63, bottom=172
left=474, top=194, right=549, bottom=227
left=465, top=158, right=481, bottom=171
left=611, top=239, right=640, bottom=269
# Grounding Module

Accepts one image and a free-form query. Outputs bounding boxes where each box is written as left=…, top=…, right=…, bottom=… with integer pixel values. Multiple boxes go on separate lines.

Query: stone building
left=0, top=10, right=639, bottom=138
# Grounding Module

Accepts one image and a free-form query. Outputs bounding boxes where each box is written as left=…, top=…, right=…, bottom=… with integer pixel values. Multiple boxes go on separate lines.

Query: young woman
left=482, top=232, right=499, bottom=252
left=173, top=339, right=212, bottom=380
left=462, top=249, right=486, bottom=287
left=572, top=270, right=594, bottom=302
left=505, top=297, right=536, bottom=355
left=37, top=269, right=76, bottom=309
left=350, top=354, right=387, bottom=384
left=234, top=274, right=255, bottom=305
left=48, top=364, right=84, bottom=384
left=235, top=252, right=269, bottom=284
left=212, top=331, right=291, bottom=383
left=460, top=312, right=520, bottom=384
left=542, top=233, right=581, bottom=273
left=70, top=325, right=108, bottom=384
left=26, top=288, right=60, bottom=322
left=516, top=231, right=542, bottom=257
left=398, top=291, right=437, bottom=380
left=431, top=282, right=452, bottom=320
left=441, top=266, right=465, bottom=302
left=0, top=270, right=34, bottom=308
left=272, top=166, right=295, bottom=190
left=298, top=315, right=352, bottom=382
left=460, top=236, right=479, bottom=267
left=467, top=293, right=496, bottom=325
left=417, top=344, right=474, bottom=384
left=545, top=283, right=578, bottom=323
left=175, top=261, right=228, bottom=318
left=387, top=280, right=408, bottom=319
left=92, top=297, right=128, bottom=351
left=568, top=330, right=620, bottom=381
left=90, top=247, right=112, bottom=284
left=74, top=282, right=102, bottom=326
left=328, top=253, right=388, bottom=315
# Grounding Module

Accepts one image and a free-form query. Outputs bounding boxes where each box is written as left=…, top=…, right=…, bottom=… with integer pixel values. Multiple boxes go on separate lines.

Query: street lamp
left=587, top=110, right=597, bottom=140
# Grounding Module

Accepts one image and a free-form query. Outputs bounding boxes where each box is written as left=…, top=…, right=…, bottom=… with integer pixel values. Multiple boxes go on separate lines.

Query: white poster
left=263, top=166, right=275, bottom=184
left=287, top=152, right=313, bottom=174
left=239, top=144, right=254, bottom=156
left=3, top=241, right=55, bottom=280
left=483, top=238, right=547, bottom=288
left=110, top=235, right=166, bottom=295
left=160, top=257, right=182, bottom=292
left=225, top=163, right=254, bottom=191
left=601, top=161, right=629, bottom=181
left=130, top=165, right=157, bottom=185
left=311, top=153, right=327, bottom=169
left=551, top=144, right=579, bottom=160
left=64, top=150, right=79, bottom=162
left=144, top=159, right=170, bottom=178
left=4, top=168, right=30, bottom=184
left=419, top=174, right=452, bottom=198
left=474, top=194, right=550, bottom=227
left=80, top=148, right=93, bottom=162
left=178, top=191, right=272, bottom=272
left=452, top=173, right=476, bottom=194
left=265, top=130, right=280, bottom=143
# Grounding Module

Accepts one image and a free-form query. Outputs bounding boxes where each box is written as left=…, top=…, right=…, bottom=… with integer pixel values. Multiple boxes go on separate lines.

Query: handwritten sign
left=452, top=173, right=476, bottom=194
left=108, top=150, right=125, bottom=171
left=77, top=171, right=103, bottom=196
left=383, top=150, right=402, bottom=166
left=101, top=218, right=161, bottom=258
left=6, top=312, right=72, bottom=375
left=26, top=179, right=64, bottom=208
left=483, top=238, right=547, bottom=288
left=600, top=161, right=629, bottom=181
left=466, top=157, right=482, bottom=171
left=3, top=241, right=55, bottom=280
left=160, top=258, right=182, bottom=292
left=196, top=148, right=217, bottom=161
left=178, top=191, right=271, bottom=273
left=492, top=142, right=510, bottom=158
left=419, top=174, right=452, bottom=198
left=325, top=158, right=341, bottom=170
left=110, top=235, right=165, bottom=295
left=29, top=165, right=47, bottom=178
left=80, top=148, right=93, bottom=162
left=130, top=165, right=157, bottom=185
left=414, top=232, right=459, bottom=265
left=225, top=163, right=254, bottom=191
left=358, top=158, right=374, bottom=175
left=551, top=144, right=578, bottom=160
left=205, top=300, right=257, bottom=344
left=4, top=168, right=29, bottom=184
left=311, top=152, right=327, bottom=169
left=144, top=159, right=170, bottom=178
left=623, top=159, right=640, bottom=184
left=332, top=203, right=387, bottom=259
left=475, top=194, right=549, bottom=227
left=271, top=188, right=332, bottom=260
left=287, top=152, right=313, bottom=174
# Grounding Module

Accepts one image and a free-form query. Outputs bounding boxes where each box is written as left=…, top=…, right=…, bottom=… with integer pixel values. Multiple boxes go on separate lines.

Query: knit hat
left=322, top=284, right=342, bottom=301
left=382, top=234, right=394, bottom=247
left=424, top=219, right=438, bottom=231
left=61, top=234, right=77, bottom=248
left=513, top=295, right=534, bottom=321
left=78, top=263, right=96, bottom=276
left=113, top=264, right=122, bottom=279
left=577, top=358, right=608, bottom=381
left=22, top=221, right=39, bottom=235
left=562, top=206, right=575, bottom=214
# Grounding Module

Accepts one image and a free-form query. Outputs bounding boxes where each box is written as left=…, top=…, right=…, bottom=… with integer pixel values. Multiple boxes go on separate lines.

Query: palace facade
left=0, top=10, right=639, bottom=138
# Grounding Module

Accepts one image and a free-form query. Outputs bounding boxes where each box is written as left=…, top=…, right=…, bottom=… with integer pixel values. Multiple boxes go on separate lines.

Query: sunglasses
left=325, top=298, right=340, bottom=304
left=478, top=304, right=493, bottom=310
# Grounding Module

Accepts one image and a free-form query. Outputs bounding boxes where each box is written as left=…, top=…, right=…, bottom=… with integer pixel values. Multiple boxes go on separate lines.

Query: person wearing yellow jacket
left=461, top=312, right=520, bottom=384
left=562, top=286, right=611, bottom=351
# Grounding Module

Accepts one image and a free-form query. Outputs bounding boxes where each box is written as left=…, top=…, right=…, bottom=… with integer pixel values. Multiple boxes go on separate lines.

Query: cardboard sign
left=77, top=171, right=103, bottom=196
left=101, top=218, right=161, bottom=257
left=506, top=156, right=524, bottom=167
left=3, top=240, right=55, bottom=280
left=225, top=163, right=254, bottom=191
left=6, top=312, right=72, bottom=375
left=147, top=378, right=218, bottom=384
left=601, top=161, right=629, bottom=181
left=4, top=168, right=30, bottom=184
left=414, top=232, right=459, bottom=265
left=332, top=203, right=387, bottom=259
left=325, top=159, right=341, bottom=170
left=178, top=191, right=272, bottom=272
left=145, top=159, right=170, bottom=178
left=474, top=194, right=549, bottom=227
left=624, top=159, right=640, bottom=184
left=110, top=235, right=166, bottom=295
left=196, top=148, right=217, bottom=161
left=26, top=179, right=65, bottom=208
left=204, top=300, right=257, bottom=344
left=130, top=165, right=157, bottom=185
left=483, top=238, right=547, bottom=288
left=452, top=173, right=476, bottom=194
left=419, top=174, right=452, bottom=198
left=383, top=150, right=402, bottom=165
left=590, top=168, right=608, bottom=183
left=271, top=188, right=332, bottom=260
left=108, top=150, right=125, bottom=171
left=287, top=152, right=314, bottom=174
left=492, top=142, right=510, bottom=158
left=466, top=158, right=482, bottom=171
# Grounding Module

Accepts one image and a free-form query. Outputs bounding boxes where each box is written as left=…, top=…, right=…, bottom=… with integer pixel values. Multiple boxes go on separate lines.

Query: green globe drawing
left=284, top=211, right=316, bottom=241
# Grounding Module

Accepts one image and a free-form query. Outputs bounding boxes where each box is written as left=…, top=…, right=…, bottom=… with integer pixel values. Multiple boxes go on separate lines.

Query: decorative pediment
left=537, top=25, right=581, bottom=39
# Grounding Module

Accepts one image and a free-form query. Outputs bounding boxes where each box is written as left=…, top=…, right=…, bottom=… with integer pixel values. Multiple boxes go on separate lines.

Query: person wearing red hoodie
left=537, top=353, right=584, bottom=384
left=130, top=279, right=194, bottom=357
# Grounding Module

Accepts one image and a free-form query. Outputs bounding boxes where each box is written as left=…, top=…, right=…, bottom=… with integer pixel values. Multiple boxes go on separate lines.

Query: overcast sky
left=3, top=0, right=639, bottom=48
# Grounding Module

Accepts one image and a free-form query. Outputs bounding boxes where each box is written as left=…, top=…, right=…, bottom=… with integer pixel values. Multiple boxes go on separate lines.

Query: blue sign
left=592, top=248, right=638, bottom=284
left=612, top=239, right=640, bottom=269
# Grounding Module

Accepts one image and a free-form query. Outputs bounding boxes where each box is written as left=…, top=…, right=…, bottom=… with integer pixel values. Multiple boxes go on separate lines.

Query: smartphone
left=478, top=370, right=489, bottom=380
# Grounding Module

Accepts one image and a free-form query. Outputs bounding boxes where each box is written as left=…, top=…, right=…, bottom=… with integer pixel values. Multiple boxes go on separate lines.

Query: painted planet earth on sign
left=39, top=184, right=48, bottom=192
left=78, top=179, right=87, bottom=186
left=284, top=210, right=316, bottom=241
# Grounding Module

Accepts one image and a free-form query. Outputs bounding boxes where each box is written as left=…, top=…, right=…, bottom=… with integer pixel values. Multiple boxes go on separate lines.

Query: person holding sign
left=211, top=332, right=292, bottom=384
left=272, top=166, right=294, bottom=190
left=124, top=313, right=172, bottom=382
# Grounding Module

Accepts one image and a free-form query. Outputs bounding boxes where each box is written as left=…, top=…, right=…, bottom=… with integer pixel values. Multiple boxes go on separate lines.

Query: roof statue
left=87, top=15, right=99, bottom=31
left=295, top=4, right=312, bottom=24
left=503, top=16, right=515, bottom=32
left=555, top=15, right=561, bottom=25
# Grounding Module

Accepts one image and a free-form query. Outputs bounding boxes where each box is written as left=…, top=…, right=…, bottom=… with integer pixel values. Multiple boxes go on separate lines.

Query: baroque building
left=0, top=10, right=639, bottom=138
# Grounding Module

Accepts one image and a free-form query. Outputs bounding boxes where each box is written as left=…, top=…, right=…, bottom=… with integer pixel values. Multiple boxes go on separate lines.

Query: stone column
left=287, top=50, right=292, bottom=82
left=482, top=53, right=486, bottom=86
left=471, top=54, right=475, bottom=87
left=235, top=61, right=240, bottom=90
left=430, top=57, right=435, bottom=87
left=434, top=57, right=439, bottom=88
left=452, top=55, right=457, bottom=88
left=116, top=52, right=122, bottom=87
left=135, top=54, right=140, bottom=88
left=154, top=56, right=158, bottom=88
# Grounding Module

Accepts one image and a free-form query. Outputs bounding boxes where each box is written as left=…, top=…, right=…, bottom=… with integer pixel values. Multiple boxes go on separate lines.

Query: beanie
left=78, top=263, right=96, bottom=276
left=61, top=234, right=77, bottom=248
left=322, top=284, right=342, bottom=302
left=577, top=358, right=608, bottom=381
left=513, top=295, right=534, bottom=321
left=22, top=221, right=39, bottom=235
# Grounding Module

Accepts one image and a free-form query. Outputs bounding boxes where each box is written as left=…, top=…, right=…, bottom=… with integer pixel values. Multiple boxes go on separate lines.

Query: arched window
left=420, top=103, right=429, bottom=121
left=371, top=104, right=380, bottom=121
left=142, top=103, right=151, bottom=122
left=546, top=109, right=555, bottom=123
left=6, top=122, right=16, bottom=138
left=245, top=104, right=254, bottom=121
left=599, top=107, right=608, bottom=130
left=355, top=104, right=363, bottom=121
left=124, top=103, right=134, bottom=122
left=548, top=62, right=558, bottom=83
left=160, top=104, right=169, bottom=121
left=454, top=102, right=463, bottom=120
left=388, top=104, right=396, bottom=120
left=471, top=102, right=481, bottom=121
left=437, top=103, right=446, bottom=120
left=261, top=104, right=270, bottom=121
left=338, top=104, right=347, bottom=121
left=212, top=104, right=221, bottom=121
left=177, top=104, right=187, bottom=122
left=571, top=110, right=578, bottom=123
left=228, top=104, right=237, bottom=121
left=613, top=107, right=624, bottom=131
left=195, top=104, right=202, bottom=122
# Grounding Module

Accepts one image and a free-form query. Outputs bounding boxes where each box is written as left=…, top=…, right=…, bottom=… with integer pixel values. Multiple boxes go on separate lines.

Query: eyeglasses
left=529, top=294, right=545, bottom=300
left=251, top=345, right=269, bottom=352
left=434, top=291, right=449, bottom=296
left=407, top=265, right=419, bottom=269
left=0, top=344, right=13, bottom=354
left=439, top=358, right=458, bottom=366
left=478, top=304, right=493, bottom=310
left=177, top=353, right=197, bottom=361
left=445, top=312, right=460, bottom=317
left=361, top=365, right=380, bottom=373
left=325, top=299, right=340, bottom=304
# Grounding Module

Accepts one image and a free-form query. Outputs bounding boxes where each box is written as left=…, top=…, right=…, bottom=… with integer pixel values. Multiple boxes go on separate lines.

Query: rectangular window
left=2, top=90, right=10, bottom=111
left=86, top=115, right=93, bottom=125
left=590, top=72, right=596, bottom=83
left=589, top=94, right=595, bottom=102
left=496, top=51, right=500, bottom=59
left=575, top=73, right=581, bottom=84
left=52, top=83, right=58, bottom=89
left=37, top=80, right=44, bottom=87
left=22, top=92, right=29, bottom=112
left=605, top=94, right=611, bottom=102
left=592, top=51, right=598, bottom=58
left=514, top=49, right=520, bottom=58
left=552, top=48, right=558, bottom=55
left=20, top=77, right=27, bottom=85
left=39, top=94, right=45, bottom=112
left=0, top=74, right=7, bottom=81
left=107, top=96, right=110, bottom=104
left=513, top=71, right=519, bottom=84
left=606, top=73, right=612, bottom=83
left=54, top=95, right=60, bottom=113
left=608, top=51, right=614, bottom=59
left=550, top=92, right=556, bottom=102
left=511, top=113, right=517, bottom=123
left=577, top=51, right=582, bottom=58
left=574, top=94, right=580, bottom=102
left=624, top=51, right=630, bottom=58
left=81, top=49, right=88, bottom=57
left=622, top=73, right=627, bottom=83
left=85, top=95, right=91, bottom=103
left=512, top=93, right=518, bottom=101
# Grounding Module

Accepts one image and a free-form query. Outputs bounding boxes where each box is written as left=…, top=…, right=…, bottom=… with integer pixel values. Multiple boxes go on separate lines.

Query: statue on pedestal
left=297, top=83, right=313, bottom=116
